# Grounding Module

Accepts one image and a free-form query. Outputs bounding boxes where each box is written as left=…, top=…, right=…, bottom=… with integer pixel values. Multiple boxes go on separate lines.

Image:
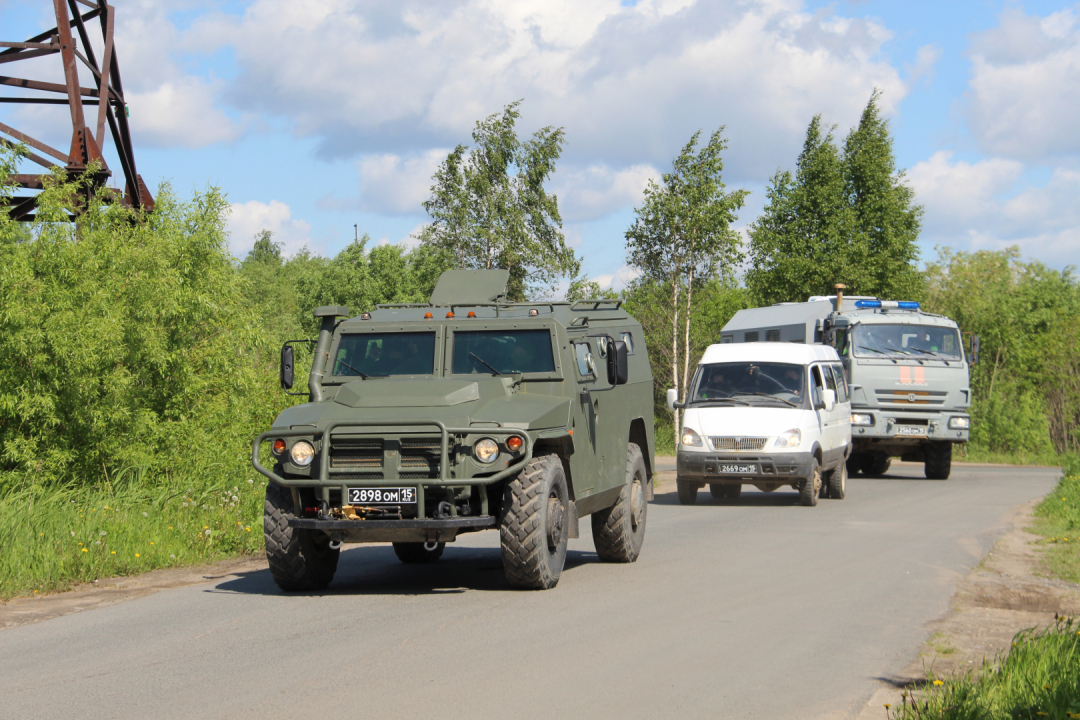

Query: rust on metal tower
left=1, top=0, right=153, bottom=221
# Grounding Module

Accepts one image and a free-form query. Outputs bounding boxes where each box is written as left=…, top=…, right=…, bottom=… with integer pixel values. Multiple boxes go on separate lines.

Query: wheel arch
left=533, top=435, right=576, bottom=501
left=628, top=416, right=652, bottom=480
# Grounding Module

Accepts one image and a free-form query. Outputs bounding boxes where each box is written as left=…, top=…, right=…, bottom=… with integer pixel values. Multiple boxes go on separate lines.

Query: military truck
left=721, top=288, right=978, bottom=480
left=252, top=269, right=655, bottom=591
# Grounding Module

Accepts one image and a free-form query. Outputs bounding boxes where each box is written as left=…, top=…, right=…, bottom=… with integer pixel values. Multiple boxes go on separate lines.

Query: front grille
left=709, top=437, right=768, bottom=451
left=400, top=472, right=436, bottom=479
left=875, top=390, right=947, bottom=406
left=399, top=436, right=441, bottom=479
left=330, top=438, right=384, bottom=469
left=334, top=472, right=385, bottom=480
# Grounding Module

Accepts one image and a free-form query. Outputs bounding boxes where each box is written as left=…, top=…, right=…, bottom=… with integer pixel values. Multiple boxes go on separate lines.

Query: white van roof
left=699, top=342, right=840, bottom=365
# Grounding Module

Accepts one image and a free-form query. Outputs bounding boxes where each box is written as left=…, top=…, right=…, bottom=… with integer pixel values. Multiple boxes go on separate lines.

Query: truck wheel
left=709, top=483, right=726, bottom=499
left=677, top=479, right=698, bottom=506
left=924, top=442, right=952, bottom=480
left=846, top=455, right=864, bottom=477
left=826, top=461, right=847, bottom=499
left=591, top=443, right=648, bottom=563
left=863, top=454, right=891, bottom=476
left=721, top=484, right=742, bottom=500
left=800, top=459, right=821, bottom=507
left=264, top=483, right=339, bottom=591
left=392, top=541, right=445, bottom=563
left=500, top=454, right=569, bottom=589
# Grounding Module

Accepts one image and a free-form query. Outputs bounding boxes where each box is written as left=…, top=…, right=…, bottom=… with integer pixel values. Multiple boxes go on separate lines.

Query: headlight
left=474, top=438, right=499, bottom=463
left=290, top=440, right=315, bottom=466
left=681, top=427, right=702, bottom=447
left=775, top=428, right=801, bottom=448
left=948, top=416, right=970, bottom=429
left=851, top=413, right=874, bottom=426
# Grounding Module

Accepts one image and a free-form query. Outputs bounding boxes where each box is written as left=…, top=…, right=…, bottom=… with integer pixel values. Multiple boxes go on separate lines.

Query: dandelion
left=169, top=554, right=176, bottom=559
left=247, top=479, right=253, bottom=484
left=111, top=551, right=116, bottom=555
left=245, top=526, right=251, bottom=532
left=884, top=704, right=891, bottom=710
left=135, top=553, right=140, bottom=557
left=142, top=512, right=148, bottom=517
left=78, top=542, right=83, bottom=546
left=204, top=529, right=211, bottom=536
left=169, top=526, right=173, bottom=530
left=203, top=526, right=209, bottom=530
left=932, top=680, right=943, bottom=686
left=81, top=548, right=88, bottom=553
left=70, top=531, right=75, bottom=537
left=149, top=542, right=154, bottom=545
left=99, top=531, right=106, bottom=537
left=34, top=590, right=38, bottom=594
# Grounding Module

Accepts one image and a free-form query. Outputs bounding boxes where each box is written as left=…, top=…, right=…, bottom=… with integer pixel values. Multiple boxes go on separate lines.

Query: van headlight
left=473, top=438, right=499, bottom=464
left=775, top=428, right=801, bottom=448
left=851, top=413, right=874, bottom=426
left=948, top=416, right=970, bottom=429
left=681, top=427, right=703, bottom=447
left=290, top=440, right=315, bottom=467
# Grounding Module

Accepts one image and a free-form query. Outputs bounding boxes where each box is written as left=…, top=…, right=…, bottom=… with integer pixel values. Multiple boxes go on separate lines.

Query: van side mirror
left=280, top=344, right=295, bottom=390
left=666, top=388, right=683, bottom=411
left=822, top=388, right=836, bottom=412
left=606, top=339, right=629, bottom=385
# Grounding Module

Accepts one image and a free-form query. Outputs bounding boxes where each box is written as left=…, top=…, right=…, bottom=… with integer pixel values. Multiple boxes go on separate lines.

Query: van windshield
left=333, top=332, right=436, bottom=377
left=452, top=330, right=555, bottom=375
left=852, top=324, right=962, bottom=360
left=690, top=362, right=806, bottom=407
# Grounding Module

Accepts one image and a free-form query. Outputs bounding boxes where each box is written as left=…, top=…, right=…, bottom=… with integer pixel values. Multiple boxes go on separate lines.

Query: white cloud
left=594, top=264, right=642, bottom=291
left=553, top=164, right=658, bottom=223
left=905, top=44, right=942, bottom=86
left=967, top=8, right=1080, bottom=162
left=128, top=78, right=243, bottom=148
left=339, top=149, right=448, bottom=215
left=228, top=199, right=313, bottom=257
left=909, top=153, right=1080, bottom=263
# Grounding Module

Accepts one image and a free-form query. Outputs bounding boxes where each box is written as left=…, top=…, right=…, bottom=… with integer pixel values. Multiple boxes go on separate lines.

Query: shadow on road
left=209, top=546, right=599, bottom=597
left=651, top=488, right=807, bottom=507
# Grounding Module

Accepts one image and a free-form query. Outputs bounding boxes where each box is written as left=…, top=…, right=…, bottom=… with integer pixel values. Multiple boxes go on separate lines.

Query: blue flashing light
left=854, top=300, right=881, bottom=308
left=897, top=301, right=920, bottom=310
left=853, top=299, right=920, bottom=310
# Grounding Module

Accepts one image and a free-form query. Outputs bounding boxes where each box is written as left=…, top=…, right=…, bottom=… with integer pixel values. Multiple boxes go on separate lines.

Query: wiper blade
left=858, top=345, right=897, bottom=364
left=469, top=352, right=502, bottom=376
left=908, top=347, right=951, bottom=365
left=733, top=391, right=797, bottom=407
left=689, top=398, right=751, bottom=407
left=336, top=360, right=370, bottom=379
left=883, top=344, right=911, bottom=356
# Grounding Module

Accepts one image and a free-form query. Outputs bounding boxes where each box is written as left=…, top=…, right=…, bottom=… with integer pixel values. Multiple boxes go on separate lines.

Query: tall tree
left=625, top=128, right=748, bottom=449
left=746, top=91, right=924, bottom=305
left=417, top=101, right=579, bottom=300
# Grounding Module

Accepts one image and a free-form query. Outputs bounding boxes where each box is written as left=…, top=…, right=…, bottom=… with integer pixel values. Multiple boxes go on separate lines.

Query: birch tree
left=625, top=129, right=748, bottom=448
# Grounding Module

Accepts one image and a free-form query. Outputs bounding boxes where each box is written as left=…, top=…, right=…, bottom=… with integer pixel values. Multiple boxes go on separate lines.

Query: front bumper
left=851, top=411, right=970, bottom=444
left=677, top=450, right=815, bottom=482
left=290, top=515, right=497, bottom=543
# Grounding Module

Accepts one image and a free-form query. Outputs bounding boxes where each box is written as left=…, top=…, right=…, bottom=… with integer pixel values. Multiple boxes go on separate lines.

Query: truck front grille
left=330, top=438, right=384, bottom=469
left=709, top=437, right=768, bottom=451
left=399, top=437, right=441, bottom=479
left=875, top=390, right=948, bottom=406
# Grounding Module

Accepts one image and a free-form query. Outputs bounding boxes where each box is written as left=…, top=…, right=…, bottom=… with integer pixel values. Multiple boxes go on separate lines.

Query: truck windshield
left=452, top=330, right=555, bottom=375
left=333, top=332, right=436, bottom=377
left=852, top=324, right=962, bottom=359
left=691, top=362, right=805, bottom=405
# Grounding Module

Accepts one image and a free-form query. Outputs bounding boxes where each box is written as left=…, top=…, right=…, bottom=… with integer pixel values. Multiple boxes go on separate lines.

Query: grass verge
left=1, top=468, right=266, bottom=600
left=1032, top=467, right=1080, bottom=585
left=890, top=619, right=1080, bottom=720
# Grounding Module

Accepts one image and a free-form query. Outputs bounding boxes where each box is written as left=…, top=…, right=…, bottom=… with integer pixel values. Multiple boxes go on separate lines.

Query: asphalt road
left=0, top=463, right=1060, bottom=720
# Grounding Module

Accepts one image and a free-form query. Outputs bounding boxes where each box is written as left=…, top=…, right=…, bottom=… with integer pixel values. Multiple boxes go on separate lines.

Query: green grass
left=0, top=469, right=266, bottom=600
left=1032, top=469, right=1080, bottom=585
left=956, top=445, right=1077, bottom=468
left=891, top=619, right=1080, bottom=720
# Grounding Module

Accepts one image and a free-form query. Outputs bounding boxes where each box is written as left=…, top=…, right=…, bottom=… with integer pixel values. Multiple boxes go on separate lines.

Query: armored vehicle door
left=566, top=334, right=621, bottom=502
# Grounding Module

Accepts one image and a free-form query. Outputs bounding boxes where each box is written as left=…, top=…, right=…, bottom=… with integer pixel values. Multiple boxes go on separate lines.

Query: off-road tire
left=862, top=453, right=891, bottom=476
left=500, top=454, right=569, bottom=589
left=392, top=541, right=446, bottom=563
left=677, top=479, right=698, bottom=506
left=826, top=460, right=847, bottom=499
left=724, top=484, right=742, bottom=500
left=800, top=459, right=821, bottom=507
left=924, top=441, right=952, bottom=480
left=592, top=443, right=648, bottom=563
left=846, top=454, right=864, bottom=477
left=264, top=483, right=339, bottom=591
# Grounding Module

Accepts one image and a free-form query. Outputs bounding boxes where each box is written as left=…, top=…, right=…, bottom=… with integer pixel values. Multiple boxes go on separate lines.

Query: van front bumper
left=676, top=450, right=815, bottom=482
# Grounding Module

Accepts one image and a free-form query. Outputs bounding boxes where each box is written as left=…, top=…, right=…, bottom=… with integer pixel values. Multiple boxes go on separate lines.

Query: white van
left=667, top=343, right=851, bottom=507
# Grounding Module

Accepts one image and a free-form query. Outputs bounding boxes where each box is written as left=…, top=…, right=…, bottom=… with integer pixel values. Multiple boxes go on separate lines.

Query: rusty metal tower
left=1, top=0, right=153, bottom=220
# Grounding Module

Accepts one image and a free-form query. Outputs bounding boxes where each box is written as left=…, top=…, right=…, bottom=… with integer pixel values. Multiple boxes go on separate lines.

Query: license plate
left=348, top=487, right=417, bottom=505
left=718, top=464, right=758, bottom=474
left=895, top=426, right=926, bottom=436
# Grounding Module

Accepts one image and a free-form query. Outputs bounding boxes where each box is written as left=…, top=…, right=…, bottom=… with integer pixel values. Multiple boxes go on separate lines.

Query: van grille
left=330, top=438, right=384, bottom=469
left=709, top=437, right=768, bottom=451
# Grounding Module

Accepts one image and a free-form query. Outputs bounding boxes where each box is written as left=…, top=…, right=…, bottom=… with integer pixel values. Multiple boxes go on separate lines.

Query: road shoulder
left=852, top=498, right=1080, bottom=720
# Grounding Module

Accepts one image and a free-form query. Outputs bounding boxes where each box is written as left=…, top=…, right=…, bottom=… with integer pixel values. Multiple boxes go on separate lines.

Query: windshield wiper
left=336, top=360, right=371, bottom=379
left=469, top=352, right=502, bottom=376
left=908, top=347, right=951, bottom=365
left=689, top=398, right=751, bottom=407
left=733, top=391, right=797, bottom=408
left=858, top=345, right=897, bottom=364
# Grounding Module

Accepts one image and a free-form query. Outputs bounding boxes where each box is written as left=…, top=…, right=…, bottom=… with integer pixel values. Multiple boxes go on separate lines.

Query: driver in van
left=700, top=369, right=731, bottom=399
left=782, top=367, right=803, bottom=396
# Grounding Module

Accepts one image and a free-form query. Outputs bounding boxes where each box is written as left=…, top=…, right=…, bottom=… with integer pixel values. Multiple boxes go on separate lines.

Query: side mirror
left=280, top=344, right=295, bottom=390
left=666, top=388, right=680, bottom=411
left=822, top=388, right=836, bottom=412
left=606, top=339, right=629, bottom=385
left=970, top=335, right=980, bottom=365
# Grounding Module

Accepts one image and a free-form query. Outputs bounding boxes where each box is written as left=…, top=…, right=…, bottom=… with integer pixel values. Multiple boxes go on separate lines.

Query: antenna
left=1, top=1, right=153, bottom=221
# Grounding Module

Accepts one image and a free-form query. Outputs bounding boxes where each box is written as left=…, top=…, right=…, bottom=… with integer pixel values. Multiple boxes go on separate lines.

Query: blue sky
left=2, top=0, right=1078, bottom=291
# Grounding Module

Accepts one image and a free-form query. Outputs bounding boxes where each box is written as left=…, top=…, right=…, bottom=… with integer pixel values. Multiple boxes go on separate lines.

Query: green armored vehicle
left=253, top=269, right=655, bottom=590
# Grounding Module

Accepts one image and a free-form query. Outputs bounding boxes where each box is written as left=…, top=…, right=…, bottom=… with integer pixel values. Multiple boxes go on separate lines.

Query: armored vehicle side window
left=620, top=332, right=635, bottom=354
left=333, top=332, right=436, bottom=377
left=452, top=330, right=555, bottom=375
left=572, top=341, right=595, bottom=378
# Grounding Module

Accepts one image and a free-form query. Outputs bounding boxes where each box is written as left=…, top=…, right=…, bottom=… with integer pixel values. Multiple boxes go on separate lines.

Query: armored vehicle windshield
left=332, top=332, right=437, bottom=377
left=849, top=324, right=962, bottom=360
left=451, top=329, right=555, bottom=375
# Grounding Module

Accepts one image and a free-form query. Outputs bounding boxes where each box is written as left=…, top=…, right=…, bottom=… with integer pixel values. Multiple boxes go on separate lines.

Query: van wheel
left=800, top=460, right=821, bottom=507
left=393, top=541, right=445, bottom=563
left=500, top=454, right=569, bottom=589
left=826, top=461, right=847, bottom=499
left=924, top=442, right=952, bottom=480
left=264, top=483, right=339, bottom=591
left=677, top=479, right=698, bottom=506
left=591, top=443, right=648, bottom=563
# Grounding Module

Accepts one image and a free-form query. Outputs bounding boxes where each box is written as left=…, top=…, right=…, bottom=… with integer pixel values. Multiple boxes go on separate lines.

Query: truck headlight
left=474, top=438, right=499, bottom=463
left=851, top=413, right=874, bottom=426
left=290, top=440, right=315, bottom=467
left=681, top=427, right=703, bottom=447
left=948, top=416, right=970, bottom=430
left=775, top=428, right=801, bottom=448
